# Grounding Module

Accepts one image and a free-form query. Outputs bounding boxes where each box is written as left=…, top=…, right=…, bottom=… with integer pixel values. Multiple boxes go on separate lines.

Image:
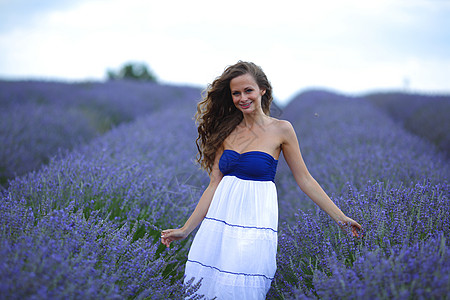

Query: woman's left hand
left=337, top=216, right=363, bottom=238
left=160, top=228, right=188, bottom=247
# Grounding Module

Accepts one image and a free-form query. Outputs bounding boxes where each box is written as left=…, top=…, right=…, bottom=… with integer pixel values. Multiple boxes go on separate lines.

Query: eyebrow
left=231, top=86, right=254, bottom=92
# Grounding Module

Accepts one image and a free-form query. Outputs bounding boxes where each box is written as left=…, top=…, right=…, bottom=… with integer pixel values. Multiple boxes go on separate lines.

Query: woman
left=161, top=61, right=361, bottom=299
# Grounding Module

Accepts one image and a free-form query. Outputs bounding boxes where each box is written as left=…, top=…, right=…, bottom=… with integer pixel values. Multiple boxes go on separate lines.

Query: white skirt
left=185, top=175, right=278, bottom=300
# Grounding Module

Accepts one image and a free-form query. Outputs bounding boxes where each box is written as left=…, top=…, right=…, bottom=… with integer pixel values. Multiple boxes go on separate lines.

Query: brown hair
left=195, top=61, right=273, bottom=174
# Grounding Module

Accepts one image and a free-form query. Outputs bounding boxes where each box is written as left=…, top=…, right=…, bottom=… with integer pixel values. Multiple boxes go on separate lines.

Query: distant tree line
left=107, top=62, right=157, bottom=82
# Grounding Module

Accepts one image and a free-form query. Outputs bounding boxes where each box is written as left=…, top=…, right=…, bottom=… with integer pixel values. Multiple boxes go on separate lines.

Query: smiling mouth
left=240, top=101, right=252, bottom=109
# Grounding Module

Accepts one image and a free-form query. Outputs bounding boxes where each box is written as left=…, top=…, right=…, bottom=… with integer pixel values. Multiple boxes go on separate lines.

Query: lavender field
left=0, top=80, right=201, bottom=185
left=1, top=80, right=449, bottom=299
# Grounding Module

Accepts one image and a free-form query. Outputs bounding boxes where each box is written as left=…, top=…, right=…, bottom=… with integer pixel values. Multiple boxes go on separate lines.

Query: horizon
left=2, top=76, right=447, bottom=109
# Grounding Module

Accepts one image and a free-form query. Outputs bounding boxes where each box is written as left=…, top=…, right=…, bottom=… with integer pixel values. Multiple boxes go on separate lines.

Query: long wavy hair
left=195, top=61, right=274, bottom=174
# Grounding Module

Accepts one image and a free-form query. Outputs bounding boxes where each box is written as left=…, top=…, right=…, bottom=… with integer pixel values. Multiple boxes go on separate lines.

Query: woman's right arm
left=161, top=148, right=223, bottom=247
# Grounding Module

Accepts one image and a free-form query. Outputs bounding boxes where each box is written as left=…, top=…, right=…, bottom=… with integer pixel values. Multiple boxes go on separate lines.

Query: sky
left=1, top=0, right=450, bottom=105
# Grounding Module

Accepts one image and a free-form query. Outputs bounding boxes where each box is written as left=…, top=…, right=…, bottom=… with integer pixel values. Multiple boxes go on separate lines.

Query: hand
left=160, top=228, right=188, bottom=247
left=337, top=216, right=363, bottom=238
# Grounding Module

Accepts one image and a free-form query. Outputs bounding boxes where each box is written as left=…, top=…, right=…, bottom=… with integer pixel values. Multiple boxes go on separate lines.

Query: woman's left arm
left=278, top=120, right=362, bottom=237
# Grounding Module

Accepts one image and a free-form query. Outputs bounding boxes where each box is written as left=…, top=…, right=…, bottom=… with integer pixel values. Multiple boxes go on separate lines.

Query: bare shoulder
left=269, top=118, right=295, bottom=135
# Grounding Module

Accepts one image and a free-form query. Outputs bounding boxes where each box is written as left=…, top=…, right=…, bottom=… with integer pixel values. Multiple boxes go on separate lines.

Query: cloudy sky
left=1, top=0, right=449, bottom=105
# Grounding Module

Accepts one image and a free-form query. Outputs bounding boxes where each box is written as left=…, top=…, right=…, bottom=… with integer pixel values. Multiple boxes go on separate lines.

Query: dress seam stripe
left=223, top=174, right=275, bottom=182
left=204, top=216, right=277, bottom=233
left=187, top=259, right=274, bottom=280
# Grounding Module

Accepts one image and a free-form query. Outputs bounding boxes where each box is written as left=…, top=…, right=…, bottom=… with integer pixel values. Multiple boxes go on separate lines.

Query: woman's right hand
left=160, top=228, right=188, bottom=247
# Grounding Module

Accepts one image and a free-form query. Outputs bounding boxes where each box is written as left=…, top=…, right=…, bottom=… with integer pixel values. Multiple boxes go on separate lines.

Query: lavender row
left=1, top=107, right=205, bottom=299
left=5, top=106, right=205, bottom=226
left=271, top=90, right=449, bottom=298
left=276, top=90, right=449, bottom=220
left=0, top=80, right=201, bottom=184
left=0, top=199, right=200, bottom=299
left=0, top=103, right=97, bottom=184
left=0, top=80, right=201, bottom=116
left=270, top=180, right=449, bottom=299
left=365, top=92, right=450, bottom=157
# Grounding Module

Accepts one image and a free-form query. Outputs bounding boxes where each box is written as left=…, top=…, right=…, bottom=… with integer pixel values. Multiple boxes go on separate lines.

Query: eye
left=232, top=91, right=240, bottom=96
left=245, top=89, right=253, bottom=93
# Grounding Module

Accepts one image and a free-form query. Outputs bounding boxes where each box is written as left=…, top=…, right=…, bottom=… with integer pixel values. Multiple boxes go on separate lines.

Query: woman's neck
left=240, top=111, right=268, bottom=129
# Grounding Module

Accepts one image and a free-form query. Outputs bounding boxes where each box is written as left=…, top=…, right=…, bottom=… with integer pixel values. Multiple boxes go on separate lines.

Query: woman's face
left=230, top=73, right=266, bottom=115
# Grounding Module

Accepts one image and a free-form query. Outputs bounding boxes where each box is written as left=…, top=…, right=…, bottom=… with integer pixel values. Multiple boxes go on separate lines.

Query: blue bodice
left=219, top=149, right=278, bottom=182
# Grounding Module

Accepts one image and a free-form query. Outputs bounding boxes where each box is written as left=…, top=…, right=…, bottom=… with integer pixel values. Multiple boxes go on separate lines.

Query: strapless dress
left=184, top=149, right=278, bottom=299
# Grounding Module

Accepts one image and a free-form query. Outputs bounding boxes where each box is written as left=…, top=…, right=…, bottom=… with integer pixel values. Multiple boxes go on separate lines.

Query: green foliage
left=107, top=62, right=157, bottom=82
